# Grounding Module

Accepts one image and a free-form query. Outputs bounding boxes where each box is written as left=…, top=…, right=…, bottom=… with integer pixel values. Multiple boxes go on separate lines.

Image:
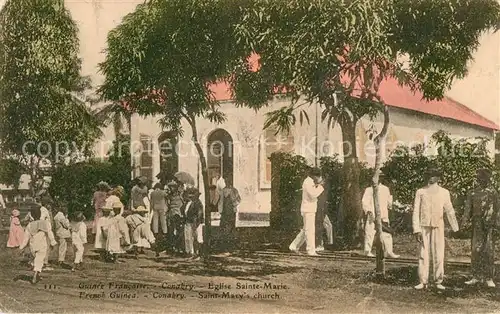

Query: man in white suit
left=362, top=172, right=400, bottom=258
left=289, top=167, right=324, bottom=256
left=413, top=167, right=459, bottom=290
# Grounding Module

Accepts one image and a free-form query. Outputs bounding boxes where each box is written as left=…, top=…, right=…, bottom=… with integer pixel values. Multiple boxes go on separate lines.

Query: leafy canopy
left=230, top=0, right=500, bottom=133
left=0, top=0, right=101, bottom=160
left=98, top=0, right=252, bottom=134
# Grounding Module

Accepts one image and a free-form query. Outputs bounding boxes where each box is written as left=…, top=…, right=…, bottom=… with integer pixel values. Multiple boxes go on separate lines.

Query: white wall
left=358, top=108, right=494, bottom=167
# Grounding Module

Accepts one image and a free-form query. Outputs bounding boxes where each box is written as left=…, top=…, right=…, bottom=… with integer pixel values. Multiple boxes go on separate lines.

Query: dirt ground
left=0, top=233, right=499, bottom=313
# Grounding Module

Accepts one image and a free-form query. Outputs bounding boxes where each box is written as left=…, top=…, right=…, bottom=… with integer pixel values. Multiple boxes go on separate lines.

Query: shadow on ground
left=366, top=265, right=500, bottom=301
left=139, top=253, right=301, bottom=280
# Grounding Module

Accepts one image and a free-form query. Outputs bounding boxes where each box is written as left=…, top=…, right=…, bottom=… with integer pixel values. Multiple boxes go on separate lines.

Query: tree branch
left=374, top=105, right=390, bottom=144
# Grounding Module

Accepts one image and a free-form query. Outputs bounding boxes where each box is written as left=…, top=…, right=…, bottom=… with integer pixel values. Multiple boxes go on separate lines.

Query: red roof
left=209, top=76, right=499, bottom=131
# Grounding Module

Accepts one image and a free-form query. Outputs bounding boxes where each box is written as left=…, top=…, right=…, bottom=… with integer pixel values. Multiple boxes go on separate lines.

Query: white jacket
left=300, top=177, right=324, bottom=213
left=362, top=184, right=392, bottom=222
left=412, top=184, right=459, bottom=233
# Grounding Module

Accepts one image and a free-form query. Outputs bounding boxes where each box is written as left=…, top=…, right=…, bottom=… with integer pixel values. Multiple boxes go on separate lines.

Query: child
left=53, top=206, right=71, bottom=266
left=106, top=202, right=131, bottom=263
left=70, top=212, right=87, bottom=271
left=94, top=206, right=113, bottom=261
left=19, top=206, right=57, bottom=284
left=104, top=186, right=125, bottom=215
left=126, top=206, right=155, bottom=256
left=7, top=209, right=24, bottom=248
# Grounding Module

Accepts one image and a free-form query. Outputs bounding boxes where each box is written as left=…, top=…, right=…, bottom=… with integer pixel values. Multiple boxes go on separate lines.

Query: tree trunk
left=339, top=118, right=363, bottom=248
left=187, top=117, right=212, bottom=260
left=373, top=105, right=390, bottom=277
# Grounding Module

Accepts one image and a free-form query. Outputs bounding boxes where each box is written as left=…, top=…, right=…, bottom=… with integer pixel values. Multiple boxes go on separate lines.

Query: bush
left=49, top=137, right=132, bottom=218
left=383, top=131, right=493, bottom=223
left=270, top=130, right=494, bottom=237
left=270, top=152, right=372, bottom=232
left=270, top=152, right=309, bottom=231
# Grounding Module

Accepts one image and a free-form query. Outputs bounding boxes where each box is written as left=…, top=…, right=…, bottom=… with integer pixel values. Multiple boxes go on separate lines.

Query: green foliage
left=98, top=0, right=251, bottom=135
left=48, top=137, right=132, bottom=218
left=0, top=0, right=102, bottom=160
left=0, top=158, right=27, bottom=188
left=270, top=152, right=373, bottom=230
left=382, top=131, right=494, bottom=222
left=382, top=145, right=434, bottom=206
left=269, top=152, right=309, bottom=230
left=231, top=0, right=500, bottom=133
left=272, top=131, right=494, bottom=235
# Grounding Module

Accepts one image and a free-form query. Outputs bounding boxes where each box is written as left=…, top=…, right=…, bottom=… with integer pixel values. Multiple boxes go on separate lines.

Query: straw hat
left=11, top=209, right=20, bottom=217
left=133, top=206, right=148, bottom=213
left=111, top=186, right=125, bottom=197
left=101, top=206, right=113, bottom=212
left=112, top=201, right=123, bottom=209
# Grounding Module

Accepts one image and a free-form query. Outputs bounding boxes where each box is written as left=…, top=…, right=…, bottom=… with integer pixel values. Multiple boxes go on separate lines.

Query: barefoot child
left=106, top=202, right=130, bottom=263
left=94, top=206, right=113, bottom=261
left=19, top=206, right=57, bottom=284
left=7, top=209, right=24, bottom=248
left=70, top=212, right=87, bottom=271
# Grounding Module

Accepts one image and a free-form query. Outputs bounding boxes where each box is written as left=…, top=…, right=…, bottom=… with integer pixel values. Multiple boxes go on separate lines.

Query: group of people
left=7, top=198, right=87, bottom=284
left=290, top=166, right=500, bottom=290
left=90, top=174, right=243, bottom=261
left=91, top=177, right=205, bottom=261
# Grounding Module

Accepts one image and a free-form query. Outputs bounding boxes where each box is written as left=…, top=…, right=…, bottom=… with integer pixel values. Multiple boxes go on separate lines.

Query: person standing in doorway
left=289, top=167, right=324, bottom=256
left=362, top=172, right=400, bottom=258
left=413, top=167, right=459, bottom=290
left=219, top=178, right=241, bottom=255
left=461, top=168, right=500, bottom=288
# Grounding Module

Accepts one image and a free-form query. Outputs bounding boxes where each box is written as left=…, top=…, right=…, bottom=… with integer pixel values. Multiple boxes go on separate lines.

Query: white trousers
left=364, top=221, right=396, bottom=256
left=74, top=242, right=84, bottom=264
left=418, top=226, right=445, bottom=285
left=31, top=246, right=46, bottom=272
left=152, top=209, right=168, bottom=234
left=58, top=237, right=68, bottom=262
left=184, top=223, right=195, bottom=254
left=290, top=212, right=316, bottom=254
left=323, top=216, right=333, bottom=245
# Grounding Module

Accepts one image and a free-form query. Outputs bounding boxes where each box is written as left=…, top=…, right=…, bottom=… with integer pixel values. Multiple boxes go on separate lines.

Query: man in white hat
left=413, top=167, right=459, bottom=290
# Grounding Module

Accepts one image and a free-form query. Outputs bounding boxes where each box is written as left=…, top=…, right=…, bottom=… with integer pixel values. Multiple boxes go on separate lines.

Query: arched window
left=139, top=134, right=153, bottom=182
left=260, top=126, right=294, bottom=189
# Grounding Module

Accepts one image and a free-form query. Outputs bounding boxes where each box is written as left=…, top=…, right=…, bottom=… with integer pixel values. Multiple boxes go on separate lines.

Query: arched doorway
left=207, top=129, right=234, bottom=187
left=157, top=131, right=179, bottom=185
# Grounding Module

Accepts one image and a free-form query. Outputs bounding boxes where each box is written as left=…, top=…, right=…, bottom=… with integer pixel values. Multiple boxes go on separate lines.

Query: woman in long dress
left=92, top=182, right=110, bottom=234
left=219, top=180, right=241, bottom=255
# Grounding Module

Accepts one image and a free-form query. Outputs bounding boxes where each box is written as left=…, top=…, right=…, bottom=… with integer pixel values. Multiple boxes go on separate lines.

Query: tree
left=98, top=0, right=250, bottom=257
left=93, top=101, right=132, bottom=138
left=232, top=0, right=500, bottom=275
left=0, top=0, right=102, bottom=195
